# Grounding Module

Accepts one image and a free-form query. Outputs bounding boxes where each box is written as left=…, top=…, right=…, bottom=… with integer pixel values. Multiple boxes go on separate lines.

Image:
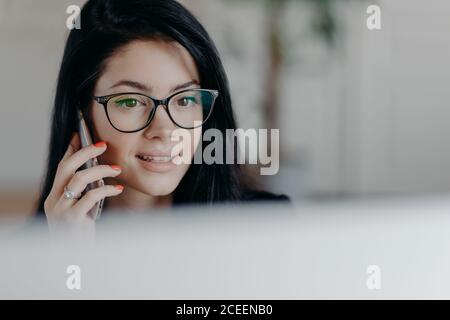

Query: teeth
left=138, top=155, right=173, bottom=162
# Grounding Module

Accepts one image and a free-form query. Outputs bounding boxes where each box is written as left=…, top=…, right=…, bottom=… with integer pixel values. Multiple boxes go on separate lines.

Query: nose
left=142, top=104, right=175, bottom=141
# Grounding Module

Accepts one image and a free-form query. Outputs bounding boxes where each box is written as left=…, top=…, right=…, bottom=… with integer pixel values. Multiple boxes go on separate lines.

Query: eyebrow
left=108, top=80, right=200, bottom=93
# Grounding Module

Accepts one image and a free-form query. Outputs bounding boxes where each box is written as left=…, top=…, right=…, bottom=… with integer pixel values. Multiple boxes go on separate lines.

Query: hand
left=43, top=132, right=124, bottom=238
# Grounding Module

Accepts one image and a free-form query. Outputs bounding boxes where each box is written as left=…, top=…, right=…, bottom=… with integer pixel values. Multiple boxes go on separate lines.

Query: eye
left=114, top=97, right=146, bottom=109
left=176, top=96, right=197, bottom=107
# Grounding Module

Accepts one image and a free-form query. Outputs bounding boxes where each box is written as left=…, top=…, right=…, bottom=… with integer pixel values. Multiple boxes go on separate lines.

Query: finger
left=67, top=165, right=122, bottom=196
left=46, top=132, right=81, bottom=205
left=56, top=165, right=122, bottom=210
left=61, top=141, right=108, bottom=175
left=73, top=184, right=124, bottom=215
left=53, top=141, right=108, bottom=194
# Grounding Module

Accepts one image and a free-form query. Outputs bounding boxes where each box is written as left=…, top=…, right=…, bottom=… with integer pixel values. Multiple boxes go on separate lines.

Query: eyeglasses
left=93, top=88, right=219, bottom=133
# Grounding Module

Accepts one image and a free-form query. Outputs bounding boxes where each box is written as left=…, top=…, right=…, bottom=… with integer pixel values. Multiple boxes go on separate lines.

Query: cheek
left=97, top=139, right=132, bottom=166
left=89, top=103, right=109, bottom=142
left=192, top=127, right=202, bottom=153
left=89, top=105, right=137, bottom=165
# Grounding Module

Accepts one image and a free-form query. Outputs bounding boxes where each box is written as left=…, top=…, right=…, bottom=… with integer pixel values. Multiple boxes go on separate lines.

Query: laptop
left=1, top=197, right=450, bottom=299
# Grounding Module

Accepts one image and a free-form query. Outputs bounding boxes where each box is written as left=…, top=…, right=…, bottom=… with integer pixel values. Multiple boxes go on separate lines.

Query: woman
left=34, top=0, right=289, bottom=228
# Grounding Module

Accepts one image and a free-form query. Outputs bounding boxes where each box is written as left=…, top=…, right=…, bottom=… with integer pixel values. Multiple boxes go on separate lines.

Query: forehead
left=97, top=39, right=199, bottom=94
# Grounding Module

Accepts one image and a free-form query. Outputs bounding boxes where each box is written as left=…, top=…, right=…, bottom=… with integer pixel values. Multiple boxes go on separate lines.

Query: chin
left=141, top=179, right=180, bottom=196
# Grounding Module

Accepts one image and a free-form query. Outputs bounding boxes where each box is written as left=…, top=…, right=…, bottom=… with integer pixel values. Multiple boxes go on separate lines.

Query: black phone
left=78, top=110, right=104, bottom=220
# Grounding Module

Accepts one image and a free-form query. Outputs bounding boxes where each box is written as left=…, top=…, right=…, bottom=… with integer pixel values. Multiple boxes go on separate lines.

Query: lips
left=135, top=152, right=179, bottom=173
left=136, top=154, right=175, bottom=162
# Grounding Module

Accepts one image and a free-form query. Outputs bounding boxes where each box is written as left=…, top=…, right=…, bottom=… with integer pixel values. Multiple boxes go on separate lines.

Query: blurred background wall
left=1, top=0, right=450, bottom=216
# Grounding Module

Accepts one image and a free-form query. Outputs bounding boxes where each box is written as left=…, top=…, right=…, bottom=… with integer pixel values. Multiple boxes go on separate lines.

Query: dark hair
left=34, top=0, right=246, bottom=215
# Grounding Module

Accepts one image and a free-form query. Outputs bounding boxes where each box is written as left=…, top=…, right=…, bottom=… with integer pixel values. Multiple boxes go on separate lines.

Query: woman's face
left=89, top=39, right=202, bottom=197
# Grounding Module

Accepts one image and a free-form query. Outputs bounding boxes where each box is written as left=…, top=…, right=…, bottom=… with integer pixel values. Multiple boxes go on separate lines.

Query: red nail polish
left=94, top=141, right=107, bottom=148
left=110, top=165, right=122, bottom=171
left=115, top=185, right=124, bottom=191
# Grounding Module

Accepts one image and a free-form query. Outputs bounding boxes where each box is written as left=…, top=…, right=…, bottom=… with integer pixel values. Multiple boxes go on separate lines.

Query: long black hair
left=34, top=0, right=246, bottom=215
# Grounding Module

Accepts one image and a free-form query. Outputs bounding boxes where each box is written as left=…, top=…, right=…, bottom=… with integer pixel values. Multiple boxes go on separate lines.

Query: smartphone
left=78, top=110, right=104, bottom=220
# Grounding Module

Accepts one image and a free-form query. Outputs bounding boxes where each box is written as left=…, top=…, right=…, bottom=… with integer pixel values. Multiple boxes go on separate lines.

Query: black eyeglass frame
left=93, top=88, right=219, bottom=133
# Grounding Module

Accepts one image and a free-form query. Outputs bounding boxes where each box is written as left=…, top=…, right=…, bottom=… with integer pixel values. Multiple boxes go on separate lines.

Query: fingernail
left=115, top=184, right=124, bottom=191
left=94, top=141, right=107, bottom=148
left=110, top=165, right=122, bottom=171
